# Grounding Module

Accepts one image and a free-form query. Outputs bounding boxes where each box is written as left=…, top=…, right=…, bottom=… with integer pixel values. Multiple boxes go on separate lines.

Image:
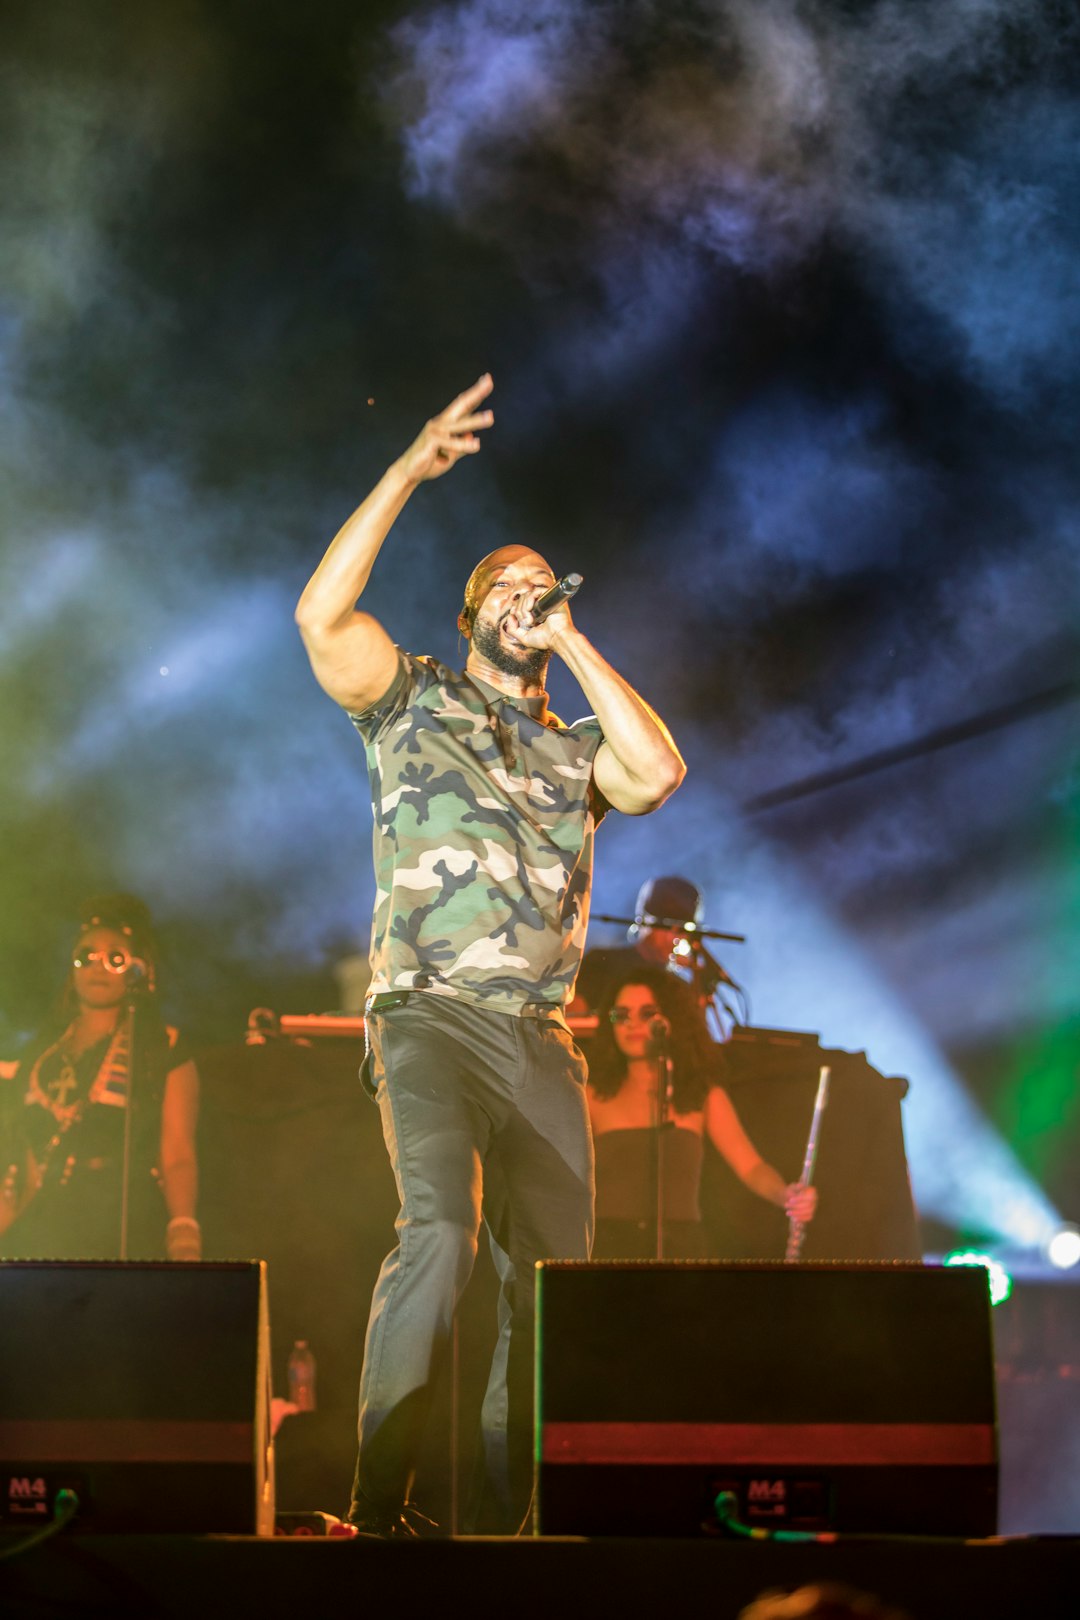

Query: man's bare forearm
left=552, top=625, right=685, bottom=811
left=294, top=378, right=493, bottom=712
left=297, top=374, right=493, bottom=642
left=295, top=458, right=415, bottom=633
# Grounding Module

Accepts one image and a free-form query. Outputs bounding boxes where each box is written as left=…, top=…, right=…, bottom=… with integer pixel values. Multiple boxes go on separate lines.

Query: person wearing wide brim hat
left=572, top=873, right=705, bottom=1016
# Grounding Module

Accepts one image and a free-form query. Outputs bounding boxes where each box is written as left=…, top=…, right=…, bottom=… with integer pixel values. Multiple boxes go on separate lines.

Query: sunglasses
left=609, top=1004, right=663, bottom=1025
left=72, top=947, right=137, bottom=974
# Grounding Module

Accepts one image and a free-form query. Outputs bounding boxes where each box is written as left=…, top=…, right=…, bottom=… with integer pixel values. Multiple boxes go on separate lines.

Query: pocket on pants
left=359, top=1047, right=377, bottom=1100
left=360, top=993, right=416, bottom=1098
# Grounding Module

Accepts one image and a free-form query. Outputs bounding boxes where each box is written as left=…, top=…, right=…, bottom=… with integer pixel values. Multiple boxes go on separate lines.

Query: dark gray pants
left=351, top=993, right=593, bottom=1531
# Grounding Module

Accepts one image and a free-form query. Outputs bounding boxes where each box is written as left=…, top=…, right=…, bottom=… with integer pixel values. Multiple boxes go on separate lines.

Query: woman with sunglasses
left=0, top=893, right=201, bottom=1261
left=587, top=967, right=816, bottom=1259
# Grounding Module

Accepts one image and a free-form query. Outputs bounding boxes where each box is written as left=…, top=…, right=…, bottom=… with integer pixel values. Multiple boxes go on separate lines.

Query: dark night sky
left=1, top=0, right=1078, bottom=1241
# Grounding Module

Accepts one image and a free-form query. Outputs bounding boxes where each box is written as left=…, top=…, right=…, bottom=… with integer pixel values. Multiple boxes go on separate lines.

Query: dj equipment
left=535, top=1260, right=997, bottom=1538
left=0, top=1260, right=274, bottom=1534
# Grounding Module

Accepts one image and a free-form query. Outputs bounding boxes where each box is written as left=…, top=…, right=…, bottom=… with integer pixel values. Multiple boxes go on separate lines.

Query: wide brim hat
left=633, top=875, right=703, bottom=927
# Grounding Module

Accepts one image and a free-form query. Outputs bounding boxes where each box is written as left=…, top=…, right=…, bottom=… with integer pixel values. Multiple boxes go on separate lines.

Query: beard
left=471, top=616, right=549, bottom=681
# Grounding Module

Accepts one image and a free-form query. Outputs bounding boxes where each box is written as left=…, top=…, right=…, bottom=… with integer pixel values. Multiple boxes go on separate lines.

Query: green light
left=944, top=1249, right=1012, bottom=1306
left=992, top=1020, right=1080, bottom=1181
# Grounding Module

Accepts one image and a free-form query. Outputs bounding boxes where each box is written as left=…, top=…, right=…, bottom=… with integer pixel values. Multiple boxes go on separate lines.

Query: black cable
left=710, top=1490, right=1009, bottom=1546
left=0, top=1488, right=79, bottom=1562
left=712, top=1489, right=820, bottom=1542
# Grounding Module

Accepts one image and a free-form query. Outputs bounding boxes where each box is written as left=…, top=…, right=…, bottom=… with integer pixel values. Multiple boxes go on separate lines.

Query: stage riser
left=1, top=1535, right=1078, bottom=1620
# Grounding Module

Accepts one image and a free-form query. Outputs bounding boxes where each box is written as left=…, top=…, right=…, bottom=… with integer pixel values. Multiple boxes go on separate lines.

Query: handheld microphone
left=527, top=572, right=583, bottom=624
left=648, top=1015, right=671, bottom=1046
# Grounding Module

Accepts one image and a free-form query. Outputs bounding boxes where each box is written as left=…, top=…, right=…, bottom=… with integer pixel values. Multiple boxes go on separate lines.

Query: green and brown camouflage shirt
left=349, top=650, right=608, bottom=1015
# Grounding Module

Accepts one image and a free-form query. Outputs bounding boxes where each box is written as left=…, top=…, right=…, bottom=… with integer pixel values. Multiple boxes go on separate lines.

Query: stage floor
left=1, top=1531, right=1078, bottom=1620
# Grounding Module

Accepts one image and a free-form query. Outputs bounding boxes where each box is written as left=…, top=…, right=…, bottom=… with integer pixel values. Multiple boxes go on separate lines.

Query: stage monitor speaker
left=536, top=1261, right=997, bottom=1538
left=0, top=1260, right=274, bottom=1534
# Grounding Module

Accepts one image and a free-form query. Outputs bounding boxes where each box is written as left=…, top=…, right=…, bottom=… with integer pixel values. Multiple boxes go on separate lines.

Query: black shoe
left=344, top=1499, right=441, bottom=1539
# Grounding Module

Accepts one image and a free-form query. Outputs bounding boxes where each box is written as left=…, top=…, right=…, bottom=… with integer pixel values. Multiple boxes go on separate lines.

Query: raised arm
left=296, top=375, right=495, bottom=711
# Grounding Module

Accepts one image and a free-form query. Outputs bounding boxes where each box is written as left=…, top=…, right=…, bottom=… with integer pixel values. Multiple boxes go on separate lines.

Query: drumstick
left=785, top=1065, right=831, bottom=1262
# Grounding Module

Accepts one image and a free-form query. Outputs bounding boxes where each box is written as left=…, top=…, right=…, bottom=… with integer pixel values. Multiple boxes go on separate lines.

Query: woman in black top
left=587, top=967, right=816, bottom=1259
left=0, top=894, right=201, bottom=1261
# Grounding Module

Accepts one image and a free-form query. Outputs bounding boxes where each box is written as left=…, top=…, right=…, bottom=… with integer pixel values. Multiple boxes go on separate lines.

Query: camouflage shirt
left=349, top=651, right=608, bottom=1014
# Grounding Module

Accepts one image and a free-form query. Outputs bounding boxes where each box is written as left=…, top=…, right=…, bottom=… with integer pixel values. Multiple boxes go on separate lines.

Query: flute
left=785, top=1065, right=831, bottom=1262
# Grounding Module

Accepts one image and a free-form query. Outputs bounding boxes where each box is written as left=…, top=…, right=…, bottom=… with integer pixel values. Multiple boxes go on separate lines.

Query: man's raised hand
left=400, top=374, right=495, bottom=484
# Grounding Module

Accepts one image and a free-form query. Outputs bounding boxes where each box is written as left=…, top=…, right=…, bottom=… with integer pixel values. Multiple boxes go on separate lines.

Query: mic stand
left=652, top=1031, right=673, bottom=1262
left=118, top=976, right=150, bottom=1262
left=685, top=943, right=750, bottom=1039
left=705, top=992, right=737, bottom=1044
left=594, top=914, right=746, bottom=944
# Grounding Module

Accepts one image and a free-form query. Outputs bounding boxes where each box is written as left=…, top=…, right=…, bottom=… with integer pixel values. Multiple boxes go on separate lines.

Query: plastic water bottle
left=287, top=1340, right=317, bottom=1412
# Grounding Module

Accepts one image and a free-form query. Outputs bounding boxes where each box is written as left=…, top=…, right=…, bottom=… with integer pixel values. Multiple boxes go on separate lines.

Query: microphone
left=648, top=1015, right=670, bottom=1046
left=122, top=957, right=154, bottom=998
left=527, top=572, right=583, bottom=625
left=694, top=942, right=738, bottom=991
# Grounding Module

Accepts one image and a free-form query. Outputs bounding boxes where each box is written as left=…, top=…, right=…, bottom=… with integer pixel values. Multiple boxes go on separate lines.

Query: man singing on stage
left=295, top=374, right=685, bottom=1537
